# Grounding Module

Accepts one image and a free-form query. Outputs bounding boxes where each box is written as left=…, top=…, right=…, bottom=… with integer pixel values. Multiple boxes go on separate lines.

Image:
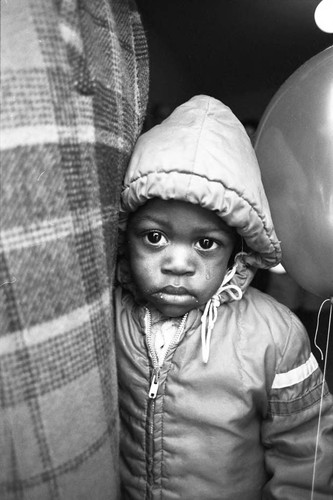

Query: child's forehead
left=130, top=198, right=235, bottom=234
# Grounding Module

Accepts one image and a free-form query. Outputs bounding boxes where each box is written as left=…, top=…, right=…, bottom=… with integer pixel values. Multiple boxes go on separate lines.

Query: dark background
left=136, top=0, right=333, bottom=389
left=136, top=0, right=332, bottom=123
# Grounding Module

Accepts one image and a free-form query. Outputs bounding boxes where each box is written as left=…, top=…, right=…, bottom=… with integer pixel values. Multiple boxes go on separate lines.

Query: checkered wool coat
left=0, top=0, right=148, bottom=498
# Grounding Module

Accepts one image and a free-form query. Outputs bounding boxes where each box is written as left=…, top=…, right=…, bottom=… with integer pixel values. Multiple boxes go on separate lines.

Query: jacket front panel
left=115, top=286, right=333, bottom=500
left=151, top=325, right=267, bottom=500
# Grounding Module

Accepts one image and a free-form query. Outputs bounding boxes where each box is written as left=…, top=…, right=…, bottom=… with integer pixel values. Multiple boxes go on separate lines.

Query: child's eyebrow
left=134, top=214, right=234, bottom=235
left=134, top=214, right=170, bottom=226
left=194, top=225, right=234, bottom=235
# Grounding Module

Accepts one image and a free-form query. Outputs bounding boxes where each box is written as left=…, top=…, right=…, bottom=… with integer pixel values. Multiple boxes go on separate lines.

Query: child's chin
left=153, top=303, right=194, bottom=318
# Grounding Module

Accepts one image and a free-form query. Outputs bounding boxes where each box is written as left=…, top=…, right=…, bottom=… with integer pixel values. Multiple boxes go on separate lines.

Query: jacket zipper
left=145, top=308, right=188, bottom=399
left=145, top=398, right=155, bottom=499
left=144, top=308, right=188, bottom=497
left=144, top=309, right=161, bottom=398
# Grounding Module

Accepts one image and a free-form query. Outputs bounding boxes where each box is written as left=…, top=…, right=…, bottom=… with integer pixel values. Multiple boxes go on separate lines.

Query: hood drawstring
left=201, top=263, right=243, bottom=364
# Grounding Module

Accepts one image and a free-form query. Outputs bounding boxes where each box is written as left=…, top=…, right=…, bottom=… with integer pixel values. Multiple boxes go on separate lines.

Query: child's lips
left=160, top=285, right=191, bottom=295
left=152, top=286, right=197, bottom=306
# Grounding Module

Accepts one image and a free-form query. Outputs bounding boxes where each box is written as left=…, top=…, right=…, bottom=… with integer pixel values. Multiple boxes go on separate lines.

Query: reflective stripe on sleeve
left=272, top=353, right=319, bottom=389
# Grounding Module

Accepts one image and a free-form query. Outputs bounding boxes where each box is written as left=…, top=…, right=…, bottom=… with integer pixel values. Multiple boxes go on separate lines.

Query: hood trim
left=121, top=170, right=281, bottom=267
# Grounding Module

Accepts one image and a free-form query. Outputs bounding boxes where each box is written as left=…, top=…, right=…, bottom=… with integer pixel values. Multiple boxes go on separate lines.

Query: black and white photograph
left=1, top=1, right=333, bottom=499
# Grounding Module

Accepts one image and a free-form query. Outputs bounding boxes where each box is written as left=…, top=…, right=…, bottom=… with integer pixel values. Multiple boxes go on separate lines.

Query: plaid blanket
left=0, top=0, right=148, bottom=498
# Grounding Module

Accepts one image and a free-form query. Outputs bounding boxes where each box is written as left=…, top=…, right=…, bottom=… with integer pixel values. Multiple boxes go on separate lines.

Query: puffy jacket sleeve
left=262, top=312, right=333, bottom=499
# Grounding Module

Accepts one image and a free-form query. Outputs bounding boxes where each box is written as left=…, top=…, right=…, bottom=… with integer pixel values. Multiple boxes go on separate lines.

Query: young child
left=115, top=95, right=333, bottom=500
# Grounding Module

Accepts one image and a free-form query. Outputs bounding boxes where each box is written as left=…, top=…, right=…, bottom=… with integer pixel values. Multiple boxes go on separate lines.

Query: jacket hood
left=119, top=95, right=281, bottom=301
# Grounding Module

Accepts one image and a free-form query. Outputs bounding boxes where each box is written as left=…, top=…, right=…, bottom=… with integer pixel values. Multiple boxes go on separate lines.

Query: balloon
left=255, top=46, right=333, bottom=298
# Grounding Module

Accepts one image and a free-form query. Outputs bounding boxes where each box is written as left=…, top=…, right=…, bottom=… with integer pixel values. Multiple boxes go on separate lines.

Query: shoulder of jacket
left=237, top=287, right=309, bottom=361
left=239, top=286, right=292, bottom=319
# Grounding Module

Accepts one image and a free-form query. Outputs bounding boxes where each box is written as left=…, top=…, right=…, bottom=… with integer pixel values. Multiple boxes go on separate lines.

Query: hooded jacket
left=115, top=96, right=333, bottom=499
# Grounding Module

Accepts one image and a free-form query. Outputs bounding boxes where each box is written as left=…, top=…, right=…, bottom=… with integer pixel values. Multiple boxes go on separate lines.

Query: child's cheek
left=204, top=264, right=212, bottom=281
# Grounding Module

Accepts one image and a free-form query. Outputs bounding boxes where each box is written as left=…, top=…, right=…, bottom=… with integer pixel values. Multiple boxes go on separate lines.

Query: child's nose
left=161, top=245, right=195, bottom=276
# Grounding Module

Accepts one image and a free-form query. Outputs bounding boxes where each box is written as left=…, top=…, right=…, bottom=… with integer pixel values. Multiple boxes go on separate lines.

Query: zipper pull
left=149, top=371, right=159, bottom=399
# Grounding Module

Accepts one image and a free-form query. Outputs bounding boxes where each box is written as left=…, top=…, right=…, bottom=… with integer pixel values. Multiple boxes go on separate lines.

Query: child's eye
left=196, top=238, right=219, bottom=251
left=195, top=238, right=219, bottom=250
left=144, top=231, right=167, bottom=246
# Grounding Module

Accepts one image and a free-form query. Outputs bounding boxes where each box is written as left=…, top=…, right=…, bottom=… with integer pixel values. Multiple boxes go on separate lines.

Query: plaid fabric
left=0, top=0, right=148, bottom=498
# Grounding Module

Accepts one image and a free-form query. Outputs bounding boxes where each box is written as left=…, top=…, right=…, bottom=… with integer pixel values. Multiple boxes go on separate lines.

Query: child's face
left=127, top=199, right=236, bottom=317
